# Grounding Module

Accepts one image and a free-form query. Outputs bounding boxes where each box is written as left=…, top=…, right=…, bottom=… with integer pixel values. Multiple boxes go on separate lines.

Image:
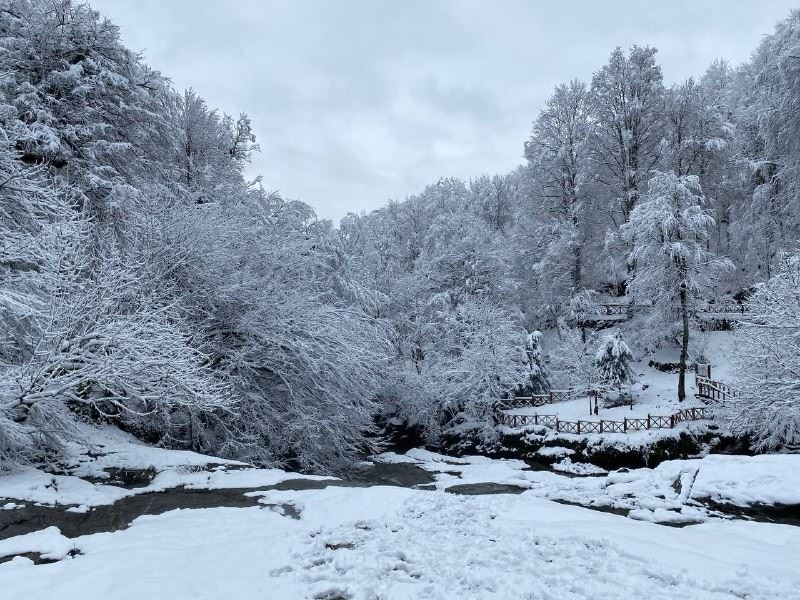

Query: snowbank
left=690, top=453, right=800, bottom=506
left=0, top=426, right=334, bottom=508
left=1, top=487, right=797, bottom=599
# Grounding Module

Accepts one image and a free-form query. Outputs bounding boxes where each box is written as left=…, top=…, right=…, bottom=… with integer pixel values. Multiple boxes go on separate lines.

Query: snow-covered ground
left=0, top=426, right=332, bottom=509
left=1, top=479, right=798, bottom=599
left=379, top=449, right=800, bottom=522
left=1, top=439, right=799, bottom=599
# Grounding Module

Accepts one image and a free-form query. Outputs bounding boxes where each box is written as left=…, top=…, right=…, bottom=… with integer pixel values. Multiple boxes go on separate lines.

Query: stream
left=2, top=459, right=798, bottom=562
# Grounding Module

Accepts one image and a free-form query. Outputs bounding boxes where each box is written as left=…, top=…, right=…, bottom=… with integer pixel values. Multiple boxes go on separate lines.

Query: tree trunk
left=572, top=214, right=582, bottom=290
left=678, top=283, right=689, bottom=402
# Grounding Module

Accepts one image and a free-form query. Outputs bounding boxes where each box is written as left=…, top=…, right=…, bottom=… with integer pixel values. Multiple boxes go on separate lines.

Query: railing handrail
left=576, top=298, right=750, bottom=324
left=495, top=406, right=713, bottom=434
left=695, top=375, right=738, bottom=402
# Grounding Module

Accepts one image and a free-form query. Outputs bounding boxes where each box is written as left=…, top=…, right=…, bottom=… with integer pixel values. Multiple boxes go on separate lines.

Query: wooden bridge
left=577, top=303, right=632, bottom=324
left=578, top=299, right=750, bottom=325
left=695, top=376, right=738, bottom=404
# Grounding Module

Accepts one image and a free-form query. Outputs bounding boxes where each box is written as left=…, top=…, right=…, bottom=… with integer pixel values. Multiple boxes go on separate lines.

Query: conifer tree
left=524, top=330, right=551, bottom=394
left=595, top=330, right=636, bottom=398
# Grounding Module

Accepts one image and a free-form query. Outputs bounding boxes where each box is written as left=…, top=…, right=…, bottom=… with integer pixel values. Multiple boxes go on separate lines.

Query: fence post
left=577, top=421, right=581, bottom=435
left=534, top=414, right=538, bottom=426
left=556, top=418, right=560, bottom=432
left=647, top=414, right=651, bottom=429
left=623, top=417, right=627, bottom=432
left=670, top=414, right=675, bottom=428
left=599, top=420, right=604, bottom=433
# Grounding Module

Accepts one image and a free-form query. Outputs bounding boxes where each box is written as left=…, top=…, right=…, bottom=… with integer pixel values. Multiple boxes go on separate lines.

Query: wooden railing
left=496, top=406, right=714, bottom=433
left=577, top=303, right=632, bottom=323
left=698, top=301, right=748, bottom=315
left=549, top=389, right=573, bottom=403
left=496, top=389, right=574, bottom=410
left=695, top=375, right=738, bottom=404
left=597, top=303, right=633, bottom=316
left=577, top=299, right=749, bottom=324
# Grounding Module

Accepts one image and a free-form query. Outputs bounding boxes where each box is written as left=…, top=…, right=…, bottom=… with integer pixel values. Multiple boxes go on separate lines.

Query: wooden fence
left=495, top=406, right=713, bottom=433
left=496, top=389, right=574, bottom=410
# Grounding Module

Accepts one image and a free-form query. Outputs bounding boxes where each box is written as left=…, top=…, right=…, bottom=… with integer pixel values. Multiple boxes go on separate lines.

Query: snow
left=0, top=486, right=798, bottom=599
left=0, top=466, right=333, bottom=508
left=0, top=428, right=334, bottom=508
left=690, top=453, right=800, bottom=506
left=0, top=444, right=799, bottom=598
left=62, top=426, right=247, bottom=480
left=0, top=468, right=132, bottom=507
left=378, top=449, right=532, bottom=491
left=536, top=445, right=574, bottom=458
left=552, top=457, right=608, bottom=475
left=0, top=527, right=76, bottom=564
left=155, top=467, right=335, bottom=490
left=501, top=353, right=715, bottom=444
left=376, top=449, right=800, bottom=521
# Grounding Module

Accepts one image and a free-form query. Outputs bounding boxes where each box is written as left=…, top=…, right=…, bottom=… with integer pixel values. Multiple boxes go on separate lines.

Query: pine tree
left=524, top=330, right=551, bottom=394
left=595, top=330, right=636, bottom=397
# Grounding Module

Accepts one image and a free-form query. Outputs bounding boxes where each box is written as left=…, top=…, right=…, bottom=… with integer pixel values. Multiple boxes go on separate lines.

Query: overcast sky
left=92, top=1, right=797, bottom=222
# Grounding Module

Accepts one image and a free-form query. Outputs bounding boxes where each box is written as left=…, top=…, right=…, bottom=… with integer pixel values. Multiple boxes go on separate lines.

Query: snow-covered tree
left=591, top=46, right=665, bottom=222
left=7, top=0, right=800, bottom=472
left=625, top=172, right=733, bottom=400
left=523, top=330, right=551, bottom=394
left=469, top=174, right=514, bottom=233
left=595, top=330, right=636, bottom=396
left=568, top=288, right=600, bottom=342
left=0, top=131, right=76, bottom=365
left=0, top=0, right=168, bottom=226
left=525, top=80, right=592, bottom=290
left=417, top=210, right=510, bottom=309
left=178, top=191, right=391, bottom=471
left=725, top=255, right=800, bottom=450
left=169, top=89, right=258, bottom=205
left=397, top=298, right=527, bottom=442
left=549, top=319, right=599, bottom=391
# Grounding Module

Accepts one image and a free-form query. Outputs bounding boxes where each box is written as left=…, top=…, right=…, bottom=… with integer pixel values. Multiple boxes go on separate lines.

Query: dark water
left=0, top=462, right=436, bottom=545
left=701, top=500, right=800, bottom=527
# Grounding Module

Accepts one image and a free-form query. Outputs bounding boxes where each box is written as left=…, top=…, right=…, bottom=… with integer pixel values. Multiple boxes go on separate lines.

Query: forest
left=2, top=0, right=800, bottom=478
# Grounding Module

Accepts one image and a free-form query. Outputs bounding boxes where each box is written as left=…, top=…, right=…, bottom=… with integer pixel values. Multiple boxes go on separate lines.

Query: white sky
left=91, top=1, right=798, bottom=222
